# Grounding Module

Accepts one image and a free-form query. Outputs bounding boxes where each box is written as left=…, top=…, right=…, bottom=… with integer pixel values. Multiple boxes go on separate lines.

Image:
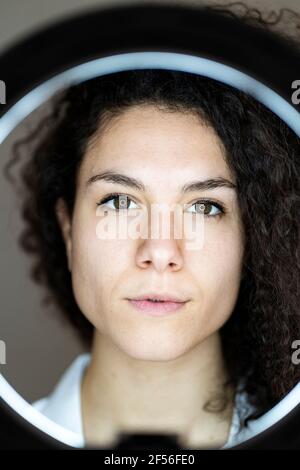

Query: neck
left=81, top=330, right=234, bottom=448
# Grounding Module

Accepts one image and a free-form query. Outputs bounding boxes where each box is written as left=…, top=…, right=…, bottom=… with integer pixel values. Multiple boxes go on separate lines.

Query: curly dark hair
left=3, top=3, right=300, bottom=436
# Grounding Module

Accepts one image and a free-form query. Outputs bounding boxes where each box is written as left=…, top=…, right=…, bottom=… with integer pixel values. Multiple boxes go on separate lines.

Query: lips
left=128, top=293, right=189, bottom=303
left=126, top=293, right=190, bottom=316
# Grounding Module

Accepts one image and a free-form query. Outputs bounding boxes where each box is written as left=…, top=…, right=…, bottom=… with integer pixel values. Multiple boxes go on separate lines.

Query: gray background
left=0, top=0, right=299, bottom=403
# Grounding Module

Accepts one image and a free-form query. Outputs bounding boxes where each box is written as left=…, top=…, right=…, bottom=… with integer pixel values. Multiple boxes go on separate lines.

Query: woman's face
left=56, top=104, right=245, bottom=361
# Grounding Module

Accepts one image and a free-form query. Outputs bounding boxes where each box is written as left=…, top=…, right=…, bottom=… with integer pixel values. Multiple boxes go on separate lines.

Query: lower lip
left=127, top=299, right=187, bottom=316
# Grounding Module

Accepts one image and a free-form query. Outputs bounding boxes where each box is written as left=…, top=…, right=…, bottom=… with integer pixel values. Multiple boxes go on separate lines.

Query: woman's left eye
left=186, top=200, right=224, bottom=217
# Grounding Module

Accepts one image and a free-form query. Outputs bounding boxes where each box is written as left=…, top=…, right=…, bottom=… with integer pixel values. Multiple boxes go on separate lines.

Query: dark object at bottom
left=114, top=432, right=181, bottom=450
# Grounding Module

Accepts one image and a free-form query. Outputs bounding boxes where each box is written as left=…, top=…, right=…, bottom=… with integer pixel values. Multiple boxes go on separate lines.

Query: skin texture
left=55, top=104, right=245, bottom=447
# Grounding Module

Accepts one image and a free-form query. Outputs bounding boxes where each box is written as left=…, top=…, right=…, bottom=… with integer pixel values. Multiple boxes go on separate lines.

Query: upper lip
left=127, top=293, right=190, bottom=303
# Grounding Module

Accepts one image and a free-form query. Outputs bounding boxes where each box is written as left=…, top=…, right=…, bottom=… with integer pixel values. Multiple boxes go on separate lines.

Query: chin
left=115, top=335, right=191, bottom=362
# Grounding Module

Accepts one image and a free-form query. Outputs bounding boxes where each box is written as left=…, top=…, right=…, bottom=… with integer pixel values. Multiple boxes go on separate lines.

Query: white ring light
left=0, top=51, right=299, bottom=448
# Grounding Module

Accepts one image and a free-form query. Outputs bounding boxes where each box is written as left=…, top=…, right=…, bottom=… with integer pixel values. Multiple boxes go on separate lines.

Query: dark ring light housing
left=0, top=3, right=299, bottom=450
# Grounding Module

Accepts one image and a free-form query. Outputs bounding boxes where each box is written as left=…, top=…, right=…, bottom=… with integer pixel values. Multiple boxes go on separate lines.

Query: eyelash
left=96, top=192, right=226, bottom=218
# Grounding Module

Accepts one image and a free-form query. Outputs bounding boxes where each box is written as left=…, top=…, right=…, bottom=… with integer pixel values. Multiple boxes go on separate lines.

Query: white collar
left=32, top=353, right=261, bottom=448
left=32, top=353, right=90, bottom=445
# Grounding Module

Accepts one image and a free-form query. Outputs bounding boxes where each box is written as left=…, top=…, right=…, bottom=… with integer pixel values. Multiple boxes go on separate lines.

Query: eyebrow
left=85, top=170, right=237, bottom=193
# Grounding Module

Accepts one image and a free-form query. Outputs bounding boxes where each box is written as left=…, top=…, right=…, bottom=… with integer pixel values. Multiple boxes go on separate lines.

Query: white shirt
left=31, top=353, right=261, bottom=448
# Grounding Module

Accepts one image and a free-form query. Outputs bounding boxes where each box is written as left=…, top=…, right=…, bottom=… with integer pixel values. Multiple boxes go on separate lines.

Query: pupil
left=196, top=202, right=209, bottom=214
left=115, top=195, right=129, bottom=210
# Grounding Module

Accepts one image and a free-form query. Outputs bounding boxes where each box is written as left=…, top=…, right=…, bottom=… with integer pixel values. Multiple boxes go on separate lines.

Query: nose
left=136, top=238, right=184, bottom=273
left=135, top=208, right=184, bottom=273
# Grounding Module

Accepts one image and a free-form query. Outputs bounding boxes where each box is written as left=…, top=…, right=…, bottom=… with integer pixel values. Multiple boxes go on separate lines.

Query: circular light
left=0, top=4, right=299, bottom=449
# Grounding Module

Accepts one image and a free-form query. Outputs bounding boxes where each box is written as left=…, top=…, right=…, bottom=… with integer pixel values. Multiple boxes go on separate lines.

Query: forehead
left=78, top=104, right=232, bottom=184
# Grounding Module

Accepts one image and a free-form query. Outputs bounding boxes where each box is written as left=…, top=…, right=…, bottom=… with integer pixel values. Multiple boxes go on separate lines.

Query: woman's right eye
left=97, top=194, right=138, bottom=211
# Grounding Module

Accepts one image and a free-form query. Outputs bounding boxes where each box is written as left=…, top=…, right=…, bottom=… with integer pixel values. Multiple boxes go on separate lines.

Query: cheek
left=188, top=222, right=244, bottom=325
left=69, top=213, right=132, bottom=325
